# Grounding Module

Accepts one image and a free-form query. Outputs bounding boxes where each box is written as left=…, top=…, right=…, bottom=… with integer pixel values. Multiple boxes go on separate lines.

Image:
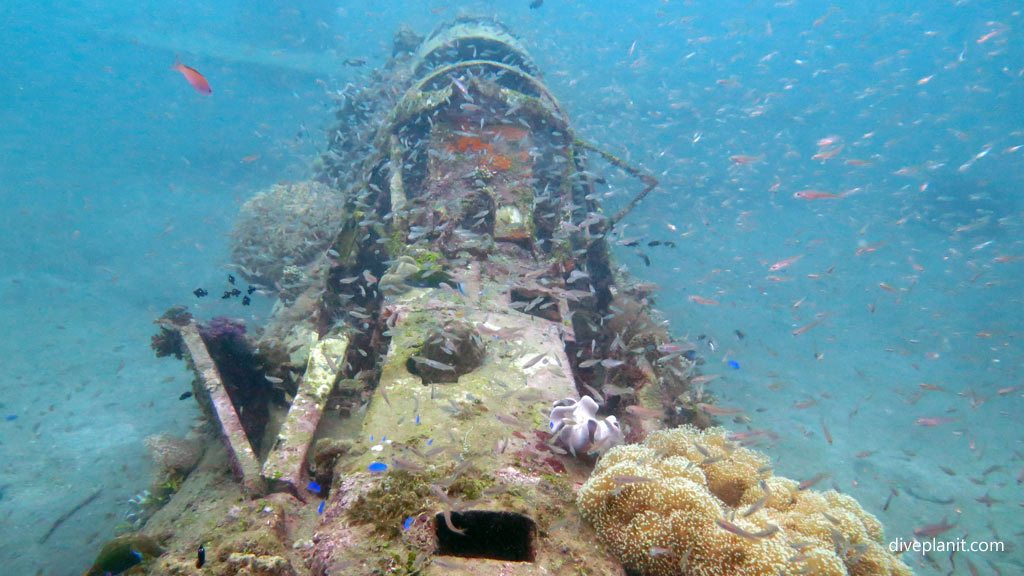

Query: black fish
left=227, top=274, right=236, bottom=285
left=247, top=285, right=257, bottom=295
left=178, top=391, right=193, bottom=400
left=735, top=329, right=745, bottom=340
left=647, top=240, right=661, bottom=247
left=221, top=291, right=232, bottom=299
left=193, top=288, right=208, bottom=298
left=638, top=252, right=651, bottom=266
left=229, top=288, right=242, bottom=297
left=241, top=295, right=251, bottom=306
left=530, top=0, right=543, bottom=8
left=197, top=544, right=205, bottom=568
left=664, top=241, right=677, bottom=248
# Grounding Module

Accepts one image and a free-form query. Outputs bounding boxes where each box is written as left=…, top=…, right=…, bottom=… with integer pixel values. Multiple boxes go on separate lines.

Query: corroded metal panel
left=262, top=332, right=349, bottom=494
left=178, top=323, right=264, bottom=495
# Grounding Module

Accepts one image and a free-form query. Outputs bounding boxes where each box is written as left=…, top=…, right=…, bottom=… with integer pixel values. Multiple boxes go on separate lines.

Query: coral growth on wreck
left=83, top=534, right=164, bottom=576
left=577, top=426, right=913, bottom=576
left=548, top=395, right=624, bottom=456
left=144, top=433, right=203, bottom=475
left=230, top=180, right=345, bottom=286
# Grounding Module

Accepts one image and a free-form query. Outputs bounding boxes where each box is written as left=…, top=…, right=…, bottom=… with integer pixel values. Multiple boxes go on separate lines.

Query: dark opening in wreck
left=434, top=510, right=537, bottom=562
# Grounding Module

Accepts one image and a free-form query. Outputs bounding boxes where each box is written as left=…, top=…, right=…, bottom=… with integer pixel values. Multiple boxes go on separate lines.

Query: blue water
left=1, top=2, right=1020, bottom=575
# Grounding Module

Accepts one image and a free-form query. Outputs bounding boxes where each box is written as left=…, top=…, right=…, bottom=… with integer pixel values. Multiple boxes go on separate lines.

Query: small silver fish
left=715, top=518, right=779, bottom=540
left=522, top=353, right=546, bottom=369
left=524, top=296, right=545, bottom=312
left=493, top=438, right=509, bottom=454
left=411, top=356, right=456, bottom=371
left=742, top=496, right=766, bottom=517
left=495, top=413, right=521, bottom=427
left=391, top=456, right=424, bottom=472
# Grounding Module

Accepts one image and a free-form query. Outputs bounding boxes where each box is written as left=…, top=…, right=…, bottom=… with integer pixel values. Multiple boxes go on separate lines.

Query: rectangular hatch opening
left=435, top=510, right=537, bottom=562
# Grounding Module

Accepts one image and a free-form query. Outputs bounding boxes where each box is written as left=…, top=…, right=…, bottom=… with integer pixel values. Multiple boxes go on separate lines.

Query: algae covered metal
left=135, top=18, right=718, bottom=576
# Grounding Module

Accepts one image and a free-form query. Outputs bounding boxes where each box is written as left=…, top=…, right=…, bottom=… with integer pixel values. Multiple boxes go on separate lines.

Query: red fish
left=172, top=58, right=212, bottom=95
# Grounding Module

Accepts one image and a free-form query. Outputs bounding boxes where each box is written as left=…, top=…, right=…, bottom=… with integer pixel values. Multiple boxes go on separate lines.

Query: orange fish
left=793, top=190, right=840, bottom=200
left=769, top=254, right=803, bottom=271
left=791, top=320, right=820, bottom=336
left=688, top=295, right=719, bottom=306
left=855, top=241, right=885, bottom=255
left=811, top=145, right=843, bottom=162
left=697, top=403, right=744, bottom=416
left=976, top=29, right=1000, bottom=44
left=813, top=7, right=838, bottom=27
left=729, top=154, right=763, bottom=165
left=797, top=472, right=829, bottom=490
left=915, top=417, right=955, bottom=427
left=625, top=405, right=663, bottom=418
left=172, top=58, right=212, bottom=95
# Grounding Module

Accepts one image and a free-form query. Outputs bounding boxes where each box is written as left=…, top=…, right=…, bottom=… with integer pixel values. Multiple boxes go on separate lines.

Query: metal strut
left=575, top=139, right=659, bottom=228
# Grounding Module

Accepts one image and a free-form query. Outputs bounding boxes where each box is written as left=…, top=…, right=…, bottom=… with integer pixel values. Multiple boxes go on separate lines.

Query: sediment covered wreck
left=106, top=18, right=912, bottom=576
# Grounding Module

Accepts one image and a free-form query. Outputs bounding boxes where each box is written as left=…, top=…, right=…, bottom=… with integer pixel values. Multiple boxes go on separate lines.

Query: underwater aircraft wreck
left=97, top=18, right=914, bottom=576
